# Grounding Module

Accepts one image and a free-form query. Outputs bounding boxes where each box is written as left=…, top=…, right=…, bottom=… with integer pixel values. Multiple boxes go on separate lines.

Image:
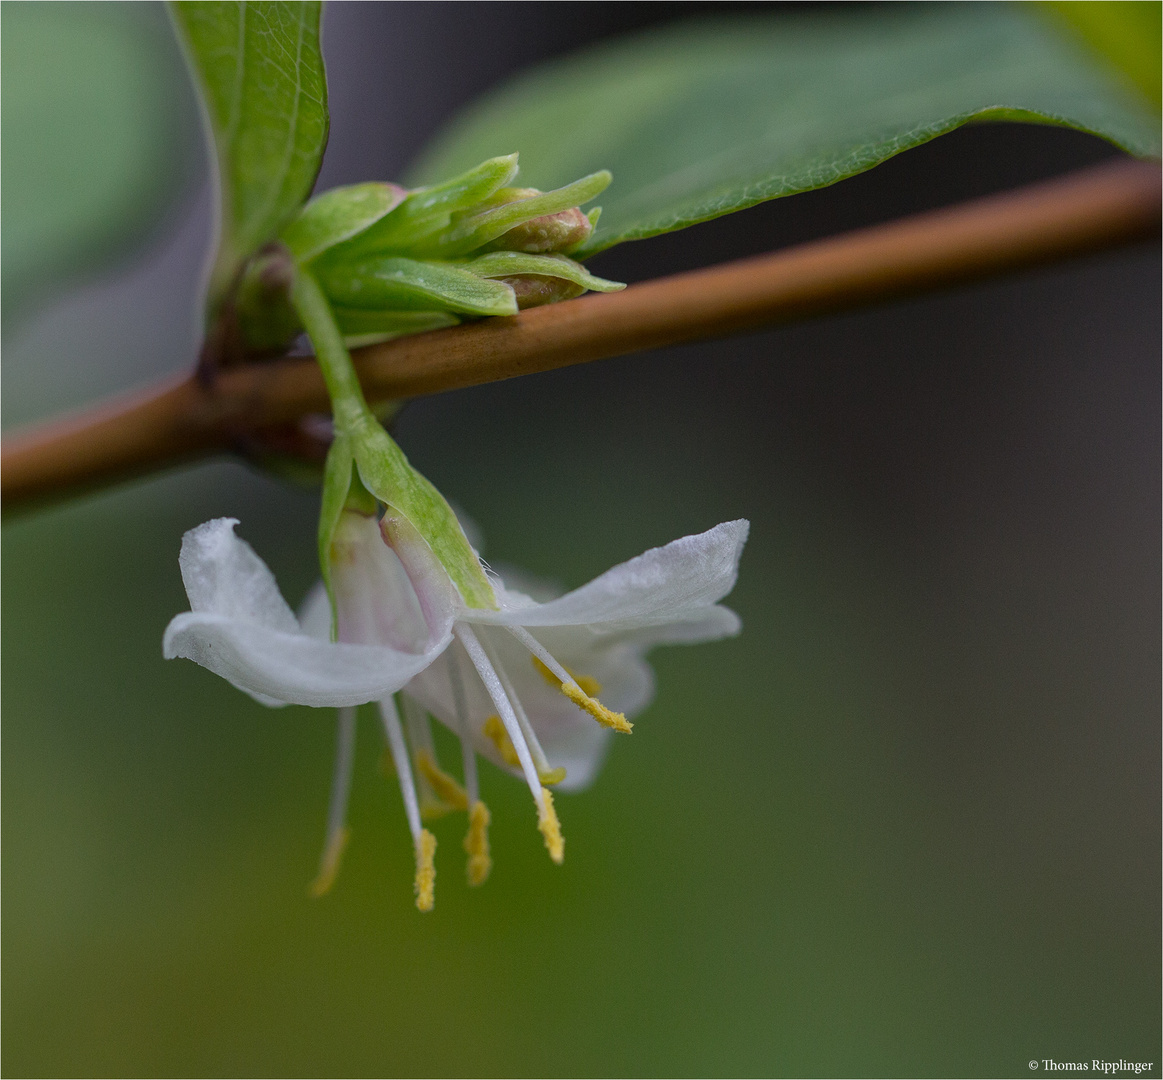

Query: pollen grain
left=414, top=828, right=437, bottom=912
left=533, top=655, right=601, bottom=696
left=416, top=748, right=469, bottom=811
left=538, top=787, right=565, bottom=864
left=483, top=714, right=522, bottom=767
left=562, top=682, right=632, bottom=733
left=464, top=800, right=493, bottom=886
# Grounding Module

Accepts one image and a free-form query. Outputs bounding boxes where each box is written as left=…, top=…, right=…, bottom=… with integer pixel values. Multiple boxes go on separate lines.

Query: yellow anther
left=307, top=827, right=349, bottom=898
left=562, top=681, right=633, bottom=733
left=419, top=795, right=454, bottom=823
left=532, top=655, right=601, bottom=696
left=416, top=749, right=468, bottom=811
left=537, top=787, right=565, bottom=865
left=538, top=765, right=567, bottom=785
left=464, top=800, right=493, bottom=886
left=414, top=828, right=437, bottom=912
left=483, top=714, right=521, bottom=767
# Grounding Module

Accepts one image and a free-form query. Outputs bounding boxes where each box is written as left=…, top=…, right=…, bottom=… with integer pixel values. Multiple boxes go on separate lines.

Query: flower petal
left=331, top=510, right=453, bottom=652
left=163, top=611, right=450, bottom=708
left=298, top=581, right=332, bottom=641
left=178, top=518, right=299, bottom=632
left=473, top=520, right=749, bottom=632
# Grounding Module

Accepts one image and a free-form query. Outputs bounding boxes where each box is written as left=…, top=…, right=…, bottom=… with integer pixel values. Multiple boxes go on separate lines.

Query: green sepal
left=462, top=251, right=624, bottom=293
left=424, top=171, right=612, bottom=257
left=281, top=182, right=408, bottom=264
left=315, top=255, right=518, bottom=316
left=318, top=435, right=356, bottom=641
left=347, top=413, right=497, bottom=610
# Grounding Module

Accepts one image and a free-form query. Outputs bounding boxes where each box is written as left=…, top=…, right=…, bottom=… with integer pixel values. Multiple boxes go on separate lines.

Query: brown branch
left=3, top=159, right=1159, bottom=513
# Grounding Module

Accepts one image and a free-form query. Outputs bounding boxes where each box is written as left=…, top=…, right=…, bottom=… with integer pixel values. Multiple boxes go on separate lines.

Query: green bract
left=230, top=155, right=624, bottom=354
left=269, top=155, right=623, bottom=350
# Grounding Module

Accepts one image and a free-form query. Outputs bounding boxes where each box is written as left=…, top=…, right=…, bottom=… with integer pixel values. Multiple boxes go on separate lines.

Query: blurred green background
left=3, top=4, right=1159, bottom=1076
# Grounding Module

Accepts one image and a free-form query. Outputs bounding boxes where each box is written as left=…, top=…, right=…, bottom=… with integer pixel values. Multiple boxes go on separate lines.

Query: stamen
left=507, top=625, right=632, bottom=733
left=448, top=651, right=491, bottom=885
left=414, top=829, right=437, bottom=912
left=490, top=644, right=567, bottom=786
left=402, top=695, right=457, bottom=820
left=563, top=682, right=633, bottom=734
left=380, top=695, right=437, bottom=910
left=309, top=827, right=349, bottom=898
left=483, top=714, right=522, bottom=767
left=533, top=655, right=601, bottom=697
left=464, top=799, right=492, bottom=886
left=416, top=748, right=468, bottom=810
left=455, top=624, right=547, bottom=817
left=379, top=696, right=423, bottom=839
left=309, top=705, right=357, bottom=897
left=537, top=787, right=565, bottom=864
left=447, top=648, right=481, bottom=806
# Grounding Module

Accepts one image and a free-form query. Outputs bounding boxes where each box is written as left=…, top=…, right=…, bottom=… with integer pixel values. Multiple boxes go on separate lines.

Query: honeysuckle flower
left=296, top=511, right=750, bottom=902
left=164, top=509, right=749, bottom=912
left=162, top=517, right=448, bottom=708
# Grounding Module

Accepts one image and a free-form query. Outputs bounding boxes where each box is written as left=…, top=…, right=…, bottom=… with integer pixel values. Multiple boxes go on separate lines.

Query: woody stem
left=2, top=160, right=1158, bottom=514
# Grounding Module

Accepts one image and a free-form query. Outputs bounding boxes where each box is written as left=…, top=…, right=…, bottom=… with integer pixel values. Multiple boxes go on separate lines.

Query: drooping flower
left=162, top=517, right=447, bottom=708
left=296, top=511, right=747, bottom=900
left=399, top=518, right=748, bottom=882
left=164, top=510, right=749, bottom=911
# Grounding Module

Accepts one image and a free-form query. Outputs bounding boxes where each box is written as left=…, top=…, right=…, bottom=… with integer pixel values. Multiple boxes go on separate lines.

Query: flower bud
left=489, top=205, right=594, bottom=254
left=501, top=275, right=587, bottom=308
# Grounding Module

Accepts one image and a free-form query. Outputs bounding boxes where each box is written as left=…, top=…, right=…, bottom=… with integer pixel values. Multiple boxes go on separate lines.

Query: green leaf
left=281, top=182, right=406, bottom=263
left=170, top=0, right=328, bottom=312
left=1036, top=2, right=1162, bottom=112
left=1, top=2, right=196, bottom=324
left=408, top=3, right=1161, bottom=256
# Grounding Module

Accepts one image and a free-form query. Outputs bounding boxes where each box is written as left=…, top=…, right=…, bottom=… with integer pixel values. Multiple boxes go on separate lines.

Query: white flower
left=164, top=512, right=749, bottom=909
left=162, top=517, right=448, bottom=707
left=301, top=515, right=749, bottom=887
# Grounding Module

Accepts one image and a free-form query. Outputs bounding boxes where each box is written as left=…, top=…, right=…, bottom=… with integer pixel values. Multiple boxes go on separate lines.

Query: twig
left=3, top=159, right=1158, bottom=512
